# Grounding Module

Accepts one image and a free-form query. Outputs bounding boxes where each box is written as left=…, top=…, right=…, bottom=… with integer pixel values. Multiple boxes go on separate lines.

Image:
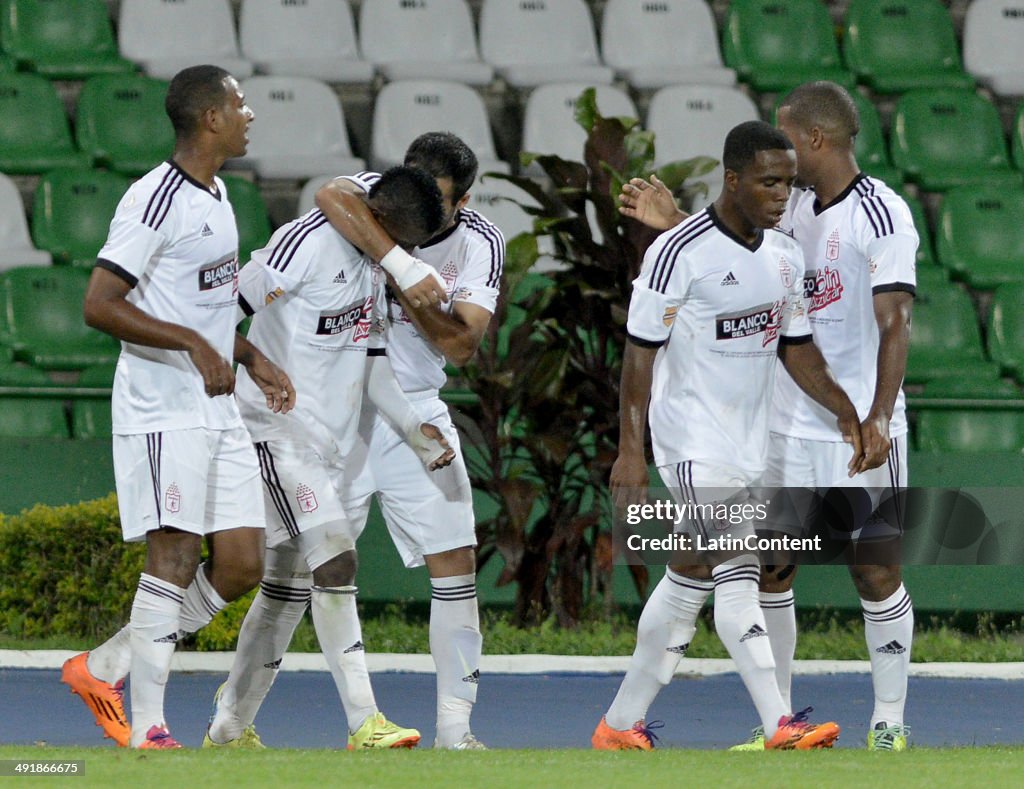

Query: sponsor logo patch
left=198, top=258, right=237, bottom=291
left=804, top=266, right=844, bottom=313
left=316, top=298, right=369, bottom=336
left=715, top=301, right=783, bottom=346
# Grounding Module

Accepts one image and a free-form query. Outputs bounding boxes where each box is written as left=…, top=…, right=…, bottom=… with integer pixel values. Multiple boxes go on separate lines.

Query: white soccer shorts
left=656, top=460, right=763, bottom=543
left=344, top=393, right=476, bottom=568
left=114, top=426, right=265, bottom=542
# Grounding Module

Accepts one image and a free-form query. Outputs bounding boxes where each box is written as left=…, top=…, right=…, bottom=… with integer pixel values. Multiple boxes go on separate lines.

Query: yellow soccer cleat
left=347, top=712, right=421, bottom=749
left=202, top=681, right=267, bottom=749
left=61, top=652, right=130, bottom=747
left=591, top=716, right=663, bottom=751
left=729, top=725, right=766, bottom=751
left=765, top=707, right=840, bottom=750
left=867, top=722, right=910, bottom=751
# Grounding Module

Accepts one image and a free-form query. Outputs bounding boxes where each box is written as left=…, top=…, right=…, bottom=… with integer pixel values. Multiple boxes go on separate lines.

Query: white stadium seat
left=647, top=84, right=760, bottom=209
left=521, top=82, right=637, bottom=164
left=601, top=0, right=736, bottom=89
left=239, top=0, right=374, bottom=84
left=963, top=0, right=1024, bottom=96
left=467, top=172, right=539, bottom=241
left=359, top=0, right=494, bottom=86
left=233, top=76, right=364, bottom=179
left=370, top=79, right=505, bottom=172
left=479, top=0, right=614, bottom=88
left=118, top=0, right=253, bottom=80
left=296, top=174, right=337, bottom=218
left=0, top=173, right=51, bottom=271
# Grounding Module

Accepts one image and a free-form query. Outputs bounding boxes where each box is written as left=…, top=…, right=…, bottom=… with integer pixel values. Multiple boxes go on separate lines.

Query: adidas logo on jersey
left=201, top=223, right=214, bottom=237
left=875, top=640, right=906, bottom=655
left=343, top=641, right=364, bottom=654
left=264, top=658, right=283, bottom=670
left=666, top=642, right=690, bottom=655
left=462, top=669, right=480, bottom=684
left=739, top=624, right=767, bottom=643
left=332, top=270, right=347, bottom=284
left=154, top=632, right=179, bottom=644
left=721, top=271, right=739, bottom=286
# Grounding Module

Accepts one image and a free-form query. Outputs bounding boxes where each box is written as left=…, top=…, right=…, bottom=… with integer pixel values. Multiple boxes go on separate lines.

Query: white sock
left=606, top=569, right=713, bottom=730
left=177, top=562, right=227, bottom=638
left=311, top=585, right=378, bottom=734
left=862, top=583, right=913, bottom=728
left=128, top=573, right=184, bottom=747
left=86, top=626, right=131, bottom=685
left=760, top=589, right=797, bottom=711
left=712, top=560, right=787, bottom=739
left=209, top=579, right=309, bottom=743
left=430, top=574, right=481, bottom=747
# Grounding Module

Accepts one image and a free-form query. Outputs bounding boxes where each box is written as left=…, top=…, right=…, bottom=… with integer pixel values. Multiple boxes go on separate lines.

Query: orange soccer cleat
left=765, top=707, right=840, bottom=750
left=61, top=652, right=130, bottom=747
left=591, top=716, right=663, bottom=751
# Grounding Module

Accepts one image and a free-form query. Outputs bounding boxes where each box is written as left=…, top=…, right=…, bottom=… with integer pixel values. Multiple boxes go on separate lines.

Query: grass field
left=1, top=746, right=1021, bottom=788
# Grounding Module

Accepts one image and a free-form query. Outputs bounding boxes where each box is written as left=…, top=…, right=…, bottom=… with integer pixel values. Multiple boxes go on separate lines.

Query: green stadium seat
left=75, top=74, right=174, bottom=176
left=988, top=284, right=1024, bottom=383
left=0, top=362, right=69, bottom=438
left=912, top=263, right=950, bottom=295
left=905, top=283, right=998, bottom=384
left=220, top=175, right=272, bottom=263
left=890, top=89, right=1021, bottom=192
left=1014, top=102, right=1024, bottom=173
left=1, top=0, right=135, bottom=79
left=916, top=378, right=1024, bottom=452
left=893, top=188, right=935, bottom=266
left=31, top=168, right=131, bottom=268
left=0, top=73, right=91, bottom=174
left=70, top=362, right=115, bottom=439
left=0, top=51, right=14, bottom=72
left=842, top=0, right=975, bottom=94
left=0, top=267, right=119, bottom=370
left=935, top=185, right=1024, bottom=290
left=721, top=0, right=853, bottom=93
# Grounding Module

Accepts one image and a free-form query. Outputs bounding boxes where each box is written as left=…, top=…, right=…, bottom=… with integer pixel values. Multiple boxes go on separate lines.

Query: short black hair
left=368, top=166, right=445, bottom=243
left=779, top=81, right=860, bottom=144
left=403, top=132, right=478, bottom=202
left=165, top=65, right=232, bottom=138
left=722, top=120, right=794, bottom=173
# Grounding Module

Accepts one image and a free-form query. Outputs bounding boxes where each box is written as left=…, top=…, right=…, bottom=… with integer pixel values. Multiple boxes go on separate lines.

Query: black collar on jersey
left=418, top=213, right=463, bottom=249
left=165, top=159, right=222, bottom=201
left=812, top=172, right=866, bottom=216
left=707, top=204, right=763, bottom=253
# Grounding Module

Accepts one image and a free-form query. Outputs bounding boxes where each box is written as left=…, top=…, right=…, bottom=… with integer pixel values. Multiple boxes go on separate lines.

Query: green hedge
left=0, top=496, right=254, bottom=649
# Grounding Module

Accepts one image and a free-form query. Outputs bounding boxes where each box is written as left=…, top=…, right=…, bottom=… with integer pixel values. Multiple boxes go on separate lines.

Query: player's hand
left=610, top=452, right=649, bottom=512
left=188, top=338, right=236, bottom=398
left=858, top=412, right=891, bottom=472
left=837, top=408, right=867, bottom=477
left=408, top=422, right=456, bottom=470
left=618, top=174, right=684, bottom=231
left=400, top=265, right=448, bottom=309
left=243, top=352, right=296, bottom=414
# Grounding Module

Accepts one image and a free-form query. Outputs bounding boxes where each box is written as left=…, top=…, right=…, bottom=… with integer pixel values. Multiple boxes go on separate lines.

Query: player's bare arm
left=618, top=174, right=689, bottom=230
left=777, top=339, right=866, bottom=475
left=315, top=177, right=448, bottom=307
left=233, top=333, right=296, bottom=415
left=610, top=338, right=657, bottom=511
left=862, top=290, right=913, bottom=469
left=387, top=275, right=491, bottom=366
left=84, top=266, right=235, bottom=398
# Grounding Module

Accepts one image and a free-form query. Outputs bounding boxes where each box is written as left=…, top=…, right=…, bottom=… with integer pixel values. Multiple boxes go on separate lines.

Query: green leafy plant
left=458, top=89, right=717, bottom=627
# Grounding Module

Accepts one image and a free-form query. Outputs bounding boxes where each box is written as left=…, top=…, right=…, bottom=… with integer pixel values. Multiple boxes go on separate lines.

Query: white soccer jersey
left=96, top=160, right=244, bottom=434
left=628, top=206, right=811, bottom=476
left=235, top=208, right=386, bottom=456
left=771, top=174, right=918, bottom=441
left=342, top=172, right=504, bottom=392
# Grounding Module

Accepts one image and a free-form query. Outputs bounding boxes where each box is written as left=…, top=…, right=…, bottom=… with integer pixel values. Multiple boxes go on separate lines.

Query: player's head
left=776, top=81, right=859, bottom=186
left=165, top=65, right=253, bottom=157
left=403, top=132, right=478, bottom=231
left=721, top=120, right=796, bottom=230
left=366, top=165, right=445, bottom=250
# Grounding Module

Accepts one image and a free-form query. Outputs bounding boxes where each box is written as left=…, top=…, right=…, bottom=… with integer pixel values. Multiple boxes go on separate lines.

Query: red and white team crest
left=440, top=260, right=459, bottom=289
left=296, top=483, right=318, bottom=513
left=778, top=256, right=793, bottom=287
left=165, top=483, right=181, bottom=514
left=825, top=229, right=840, bottom=262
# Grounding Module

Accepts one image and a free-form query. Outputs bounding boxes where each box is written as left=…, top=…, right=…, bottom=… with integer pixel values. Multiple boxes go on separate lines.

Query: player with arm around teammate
left=62, top=65, right=294, bottom=749
left=593, top=121, right=864, bottom=751
left=618, top=82, right=917, bottom=751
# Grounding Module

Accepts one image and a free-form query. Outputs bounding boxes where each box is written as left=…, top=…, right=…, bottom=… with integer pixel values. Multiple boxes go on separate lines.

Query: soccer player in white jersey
left=203, top=166, right=455, bottom=749
left=61, top=66, right=294, bottom=750
left=592, top=121, right=864, bottom=751
left=617, top=82, right=917, bottom=751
